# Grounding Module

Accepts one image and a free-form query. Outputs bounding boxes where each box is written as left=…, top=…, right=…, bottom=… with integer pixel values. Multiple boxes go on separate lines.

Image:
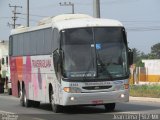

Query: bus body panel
left=62, top=90, right=129, bottom=106
left=58, top=79, right=129, bottom=105
left=9, top=14, right=130, bottom=108
left=10, top=55, right=55, bottom=103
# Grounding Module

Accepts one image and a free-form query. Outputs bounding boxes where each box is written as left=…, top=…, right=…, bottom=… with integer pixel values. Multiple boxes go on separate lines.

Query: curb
left=129, top=96, right=160, bottom=103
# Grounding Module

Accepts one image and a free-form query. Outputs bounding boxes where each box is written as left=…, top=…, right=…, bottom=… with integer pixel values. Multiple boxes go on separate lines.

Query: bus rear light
left=124, top=84, right=129, bottom=89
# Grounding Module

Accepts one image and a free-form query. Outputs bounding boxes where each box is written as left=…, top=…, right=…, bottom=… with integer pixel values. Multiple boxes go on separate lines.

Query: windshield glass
left=94, top=27, right=128, bottom=79
left=61, top=27, right=128, bottom=79
left=61, top=28, right=96, bottom=78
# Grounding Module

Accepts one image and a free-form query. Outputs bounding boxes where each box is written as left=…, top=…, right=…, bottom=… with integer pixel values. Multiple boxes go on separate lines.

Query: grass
left=130, top=84, right=160, bottom=98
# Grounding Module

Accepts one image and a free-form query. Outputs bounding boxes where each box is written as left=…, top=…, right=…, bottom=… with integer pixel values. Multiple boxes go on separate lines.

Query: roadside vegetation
left=132, top=42, right=160, bottom=67
left=130, top=84, right=160, bottom=98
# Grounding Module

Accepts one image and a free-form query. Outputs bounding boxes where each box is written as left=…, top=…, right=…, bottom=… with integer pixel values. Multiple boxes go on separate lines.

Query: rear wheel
left=8, top=88, right=12, bottom=95
left=104, top=103, right=116, bottom=112
left=50, top=90, right=62, bottom=113
left=23, top=89, right=32, bottom=107
left=20, top=90, right=24, bottom=106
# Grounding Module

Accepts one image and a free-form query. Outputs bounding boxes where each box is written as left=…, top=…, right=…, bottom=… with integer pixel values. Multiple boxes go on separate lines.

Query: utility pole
left=9, top=4, right=22, bottom=29
left=59, top=2, right=74, bottom=14
left=93, top=0, right=100, bottom=18
left=27, top=0, right=29, bottom=27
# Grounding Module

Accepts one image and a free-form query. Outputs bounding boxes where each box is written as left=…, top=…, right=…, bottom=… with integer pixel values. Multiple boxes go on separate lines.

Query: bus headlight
left=114, top=85, right=124, bottom=91
left=121, top=94, right=125, bottom=98
left=63, top=87, right=81, bottom=93
left=70, top=97, right=75, bottom=101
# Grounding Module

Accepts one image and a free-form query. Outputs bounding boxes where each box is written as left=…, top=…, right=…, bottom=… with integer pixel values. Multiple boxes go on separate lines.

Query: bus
left=0, top=41, right=11, bottom=94
left=9, top=14, right=133, bottom=113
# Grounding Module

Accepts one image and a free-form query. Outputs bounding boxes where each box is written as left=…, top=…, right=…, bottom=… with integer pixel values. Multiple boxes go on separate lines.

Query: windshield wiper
left=83, top=49, right=97, bottom=80
left=83, top=59, right=96, bottom=80
left=96, top=52, right=113, bottom=80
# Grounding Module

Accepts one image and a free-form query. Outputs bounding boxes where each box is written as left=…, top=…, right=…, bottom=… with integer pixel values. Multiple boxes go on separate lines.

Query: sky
left=0, top=0, right=160, bottom=54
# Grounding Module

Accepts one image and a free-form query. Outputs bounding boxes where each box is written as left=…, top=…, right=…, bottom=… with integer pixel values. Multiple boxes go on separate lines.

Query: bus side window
left=2, top=58, right=5, bottom=65
left=6, top=56, right=8, bottom=65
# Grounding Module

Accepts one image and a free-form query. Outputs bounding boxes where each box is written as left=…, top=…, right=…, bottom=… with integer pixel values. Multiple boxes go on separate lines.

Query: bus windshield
left=61, top=27, right=128, bottom=80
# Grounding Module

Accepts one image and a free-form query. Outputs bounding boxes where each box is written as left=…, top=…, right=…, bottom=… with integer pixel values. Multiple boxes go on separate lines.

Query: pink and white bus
left=9, top=14, right=133, bottom=113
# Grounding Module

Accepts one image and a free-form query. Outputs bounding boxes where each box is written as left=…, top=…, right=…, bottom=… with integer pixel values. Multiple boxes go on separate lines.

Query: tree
left=151, top=43, right=160, bottom=59
left=131, top=48, right=147, bottom=67
left=132, top=48, right=141, bottom=63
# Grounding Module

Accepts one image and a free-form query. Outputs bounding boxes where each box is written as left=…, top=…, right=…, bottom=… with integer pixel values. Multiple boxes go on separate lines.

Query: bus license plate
left=92, top=100, right=103, bottom=104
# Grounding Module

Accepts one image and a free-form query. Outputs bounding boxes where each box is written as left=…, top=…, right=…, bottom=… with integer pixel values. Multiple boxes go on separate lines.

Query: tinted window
left=17, top=34, right=23, bottom=55
left=11, top=28, right=52, bottom=56
left=12, top=35, right=18, bottom=56
left=30, top=31, right=37, bottom=55
left=36, top=30, right=44, bottom=55
left=23, top=32, right=30, bottom=55
left=44, top=28, right=52, bottom=54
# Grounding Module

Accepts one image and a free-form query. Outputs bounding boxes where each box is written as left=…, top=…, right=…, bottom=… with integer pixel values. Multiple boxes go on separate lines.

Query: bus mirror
left=53, top=50, right=60, bottom=63
left=59, top=50, right=64, bottom=60
left=128, top=51, right=133, bottom=66
left=2, top=58, right=5, bottom=65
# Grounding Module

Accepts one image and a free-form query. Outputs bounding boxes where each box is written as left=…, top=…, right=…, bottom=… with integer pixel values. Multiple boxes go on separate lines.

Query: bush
left=130, top=84, right=160, bottom=98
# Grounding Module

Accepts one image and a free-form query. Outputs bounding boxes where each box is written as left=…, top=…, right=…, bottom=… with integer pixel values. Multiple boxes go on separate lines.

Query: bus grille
left=82, top=86, right=112, bottom=90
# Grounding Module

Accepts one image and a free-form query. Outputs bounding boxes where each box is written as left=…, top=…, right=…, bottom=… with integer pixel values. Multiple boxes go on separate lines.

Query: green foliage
left=151, top=43, right=160, bottom=59
left=131, top=42, right=160, bottom=66
left=136, top=61, right=144, bottom=67
left=130, top=85, right=160, bottom=98
left=131, top=48, right=147, bottom=66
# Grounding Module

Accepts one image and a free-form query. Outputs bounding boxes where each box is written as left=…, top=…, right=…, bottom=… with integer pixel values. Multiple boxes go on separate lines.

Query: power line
left=0, top=17, right=10, bottom=19
left=20, top=13, right=48, bottom=18
left=18, top=17, right=38, bottom=22
left=127, top=27, right=160, bottom=32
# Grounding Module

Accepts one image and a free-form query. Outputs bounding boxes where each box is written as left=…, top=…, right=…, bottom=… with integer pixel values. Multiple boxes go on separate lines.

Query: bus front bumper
left=61, top=90, right=129, bottom=106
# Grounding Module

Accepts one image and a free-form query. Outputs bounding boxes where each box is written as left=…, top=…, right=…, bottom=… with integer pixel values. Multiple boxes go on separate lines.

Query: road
left=0, top=94, right=160, bottom=120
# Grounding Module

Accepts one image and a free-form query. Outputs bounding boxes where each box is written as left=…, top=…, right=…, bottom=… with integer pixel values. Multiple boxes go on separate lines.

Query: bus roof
left=11, top=14, right=123, bottom=35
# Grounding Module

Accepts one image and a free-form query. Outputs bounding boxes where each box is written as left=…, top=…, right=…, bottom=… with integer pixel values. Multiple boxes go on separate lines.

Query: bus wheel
left=50, top=91, right=62, bottom=113
left=8, top=88, right=12, bottom=95
left=104, top=103, right=116, bottom=112
left=23, top=89, right=32, bottom=107
left=20, top=90, right=24, bottom=106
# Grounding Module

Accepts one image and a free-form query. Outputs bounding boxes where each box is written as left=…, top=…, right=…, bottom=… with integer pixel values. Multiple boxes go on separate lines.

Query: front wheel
left=104, top=103, right=116, bottom=112
left=50, top=91, right=62, bottom=113
left=23, top=89, right=32, bottom=107
left=20, top=90, right=24, bottom=106
left=8, top=88, right=12, bottom=95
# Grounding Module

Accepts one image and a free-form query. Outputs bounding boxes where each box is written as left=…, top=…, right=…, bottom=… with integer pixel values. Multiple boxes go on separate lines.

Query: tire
left=8, top=88, right=12, bottom=95
left=33, top=101, right=40, bottom=108
left=20, top=90, right=24, bottom=106
left=104, top=103, right=116, bottom=112
left=23, top=89, right=32, bottom=107
left=50, top=91, right=62, bottom=113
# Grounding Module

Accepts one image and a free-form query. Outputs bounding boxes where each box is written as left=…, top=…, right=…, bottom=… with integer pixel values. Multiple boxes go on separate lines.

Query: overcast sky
left=0, top=0, right=160, bottom=53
